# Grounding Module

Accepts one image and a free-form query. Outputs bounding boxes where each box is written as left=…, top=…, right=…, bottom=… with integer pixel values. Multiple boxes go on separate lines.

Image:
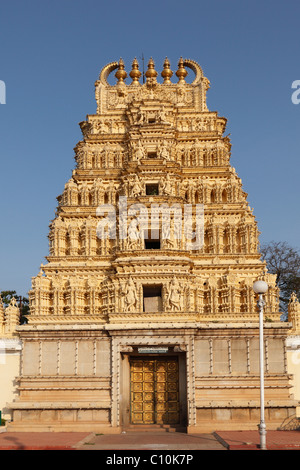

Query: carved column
left=51, top=218, right=67, bottom=256
left=80, top=182, right=90, bottom=206
left=67, top=224, right=80, bottom=256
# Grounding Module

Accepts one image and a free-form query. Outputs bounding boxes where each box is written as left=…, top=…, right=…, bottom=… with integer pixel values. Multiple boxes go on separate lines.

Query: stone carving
left=123, top=277, right=138, bottom=312
left=155, top=107, right=169, bottom=125
left=136, top=109, right=146, bottom=125
left=160, top=173, right=172, bottom=195
left=288, top=292, right=300, bottom=332
left=162, top=223, right=175, bottom=249
left=167, top=277, right=181, bottom=311
left=126, top=221, right=142, bottom=250
left=3, top=297, right=20, bottom=336
left=134, top=140, right=145, bottom=162
left=157, top=139, right=170, bottom=161
left=131, top=175, right=143, bottom=197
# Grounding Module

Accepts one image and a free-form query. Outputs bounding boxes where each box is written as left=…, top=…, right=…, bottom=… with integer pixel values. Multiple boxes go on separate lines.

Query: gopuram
left=8, top=57, right=297, bottom=432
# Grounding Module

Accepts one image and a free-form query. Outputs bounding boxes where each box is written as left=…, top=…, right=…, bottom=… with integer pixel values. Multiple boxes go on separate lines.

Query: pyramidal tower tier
left=10, top=58, right=296, bottom=434
left=29, top=57, right=279, bottom=325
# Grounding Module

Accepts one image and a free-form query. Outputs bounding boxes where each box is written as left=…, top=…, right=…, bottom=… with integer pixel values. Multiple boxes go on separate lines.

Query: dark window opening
left=148, top=118, right=156, bottom=124
left=146, top=183, right=159, bottom=196
left=147, top=152, right=157, bottom=159
left=144, top=229, right=160, bottom=249
left=143, top=285, right=162, bottom=312
left=145, top=239, right=160, bottom=249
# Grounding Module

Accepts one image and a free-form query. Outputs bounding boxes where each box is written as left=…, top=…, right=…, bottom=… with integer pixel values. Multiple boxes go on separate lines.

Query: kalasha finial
left=176, top=57, right=188, bottom=83
left=115, top=58, right=127, bottom=84
left=161, top=57, right=173, bottom=84
left=145, top=58, right=158, bottom=86
left=129, top=58, right=141, bottom=85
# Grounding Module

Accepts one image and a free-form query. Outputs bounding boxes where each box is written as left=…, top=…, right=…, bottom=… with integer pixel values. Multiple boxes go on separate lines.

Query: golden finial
left=161, top=57, right=173, bottom=84
left=115, top=58, right=127, bottom=84
left=129, top=58, right=141, bottom=85
left=145, top=58, right=158, bottom=86
left=176, top=57, right=188, bottom=83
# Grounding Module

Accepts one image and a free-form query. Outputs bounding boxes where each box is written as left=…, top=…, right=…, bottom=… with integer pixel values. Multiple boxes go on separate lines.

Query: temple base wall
left=6, top=322, right=298, bottom=433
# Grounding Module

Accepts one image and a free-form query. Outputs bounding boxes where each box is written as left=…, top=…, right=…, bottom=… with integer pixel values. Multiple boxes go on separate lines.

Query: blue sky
left=0, top=0, right=299, bottom=297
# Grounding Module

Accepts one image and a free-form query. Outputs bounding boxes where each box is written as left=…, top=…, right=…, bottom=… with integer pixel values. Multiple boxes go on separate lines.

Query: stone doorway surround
left=109, top=325, right=195, bottom=431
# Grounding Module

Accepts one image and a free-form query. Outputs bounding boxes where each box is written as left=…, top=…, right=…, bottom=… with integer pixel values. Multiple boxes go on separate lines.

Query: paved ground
left=0, top=429, right=299, bottom=450
left=76, top=431, right=226, bottom=450
left=215, top=430, right=300, bottom=450
left=0, top=431, right=89, bottom=450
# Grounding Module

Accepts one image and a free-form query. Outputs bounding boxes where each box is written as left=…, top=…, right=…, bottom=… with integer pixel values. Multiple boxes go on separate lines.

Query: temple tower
left=8, top=58, right=297, bottom=432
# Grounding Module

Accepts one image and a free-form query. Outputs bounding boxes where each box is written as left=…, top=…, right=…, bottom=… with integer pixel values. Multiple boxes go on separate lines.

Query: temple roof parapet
left=94, top=57, right=211, bottom=115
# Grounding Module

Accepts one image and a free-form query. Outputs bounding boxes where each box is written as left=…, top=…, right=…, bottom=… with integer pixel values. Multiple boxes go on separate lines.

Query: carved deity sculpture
left=123, top=277, right=138, bottom=312
left=131, top=175, right=143, bottom=197
left=167, top=277, right=181, bottom=311
left=126, top=221, right=141, bottom=250
left=134, top=140, right=145, bottom=162
left=136, top=109, right=146, bottom=125
left=157, top=139, right=169, bottom=161
left=156, top=106, right=169, bottom=124
left=160, top=173, right=172, bottom=195
left=162, top=223, right=175, bottom=249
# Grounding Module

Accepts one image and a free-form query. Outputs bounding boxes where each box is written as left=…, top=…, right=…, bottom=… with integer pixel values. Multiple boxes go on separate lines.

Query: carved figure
left=135, top=140, right=145, bottom=162
left=127, top=221, right=141, bottom=249
left=168, top=277, right=181, bottom=311
left=136, top=110, right=146, bottom=125
left=161, top=173, right=172, bottom=195
left=156, top=107, right=169, bottom=124
left=162, top=223, right=174, bottom=248
left=157, top=140, right=169, bottom=161
left=131, top=175, right=143, bottom=197
left=123, top=277, right=138, bottom=312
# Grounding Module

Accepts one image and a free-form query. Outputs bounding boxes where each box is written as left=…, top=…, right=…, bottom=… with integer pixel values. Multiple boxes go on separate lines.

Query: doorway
left=130, top=357, right=180, bottom=425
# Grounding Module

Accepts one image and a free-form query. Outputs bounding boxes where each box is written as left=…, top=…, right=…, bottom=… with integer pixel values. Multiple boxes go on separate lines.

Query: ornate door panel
left=130, top=357, right=179, bottom=425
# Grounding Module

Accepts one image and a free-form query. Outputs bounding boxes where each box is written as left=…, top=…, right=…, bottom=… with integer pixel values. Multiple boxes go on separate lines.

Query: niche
left=147, top=152, right=157, bottom=159
left=146, top=183, right=159, bottom=196
left=144, top=229, right=160, bottom=249
left=143, top=284, right=163, bottom=312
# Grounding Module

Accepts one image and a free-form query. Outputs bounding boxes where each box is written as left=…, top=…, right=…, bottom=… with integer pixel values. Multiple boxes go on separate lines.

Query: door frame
left=120, top=349, right=187, bottom=429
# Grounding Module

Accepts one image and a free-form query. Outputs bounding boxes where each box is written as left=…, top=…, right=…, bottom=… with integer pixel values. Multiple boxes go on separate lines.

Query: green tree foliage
left=260, top=241, right=300, bottom=318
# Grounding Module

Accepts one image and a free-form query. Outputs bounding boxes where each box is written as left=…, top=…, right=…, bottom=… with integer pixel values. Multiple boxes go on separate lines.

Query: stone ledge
left=15, top=321, right=291, bottom=332
left=195, top=400, right=299, bottom=408
left=7, top=401, right=111, bottom=410
left=6, top=423, right=121, bottom=433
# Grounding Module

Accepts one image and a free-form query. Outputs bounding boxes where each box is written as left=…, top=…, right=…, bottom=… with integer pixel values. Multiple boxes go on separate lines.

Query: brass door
left=130, top=357, right=180, bottom=425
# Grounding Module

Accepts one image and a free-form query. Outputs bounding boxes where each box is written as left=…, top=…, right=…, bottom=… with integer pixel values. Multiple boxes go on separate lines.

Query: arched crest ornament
left=95, top=57, right=210, bottom=113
